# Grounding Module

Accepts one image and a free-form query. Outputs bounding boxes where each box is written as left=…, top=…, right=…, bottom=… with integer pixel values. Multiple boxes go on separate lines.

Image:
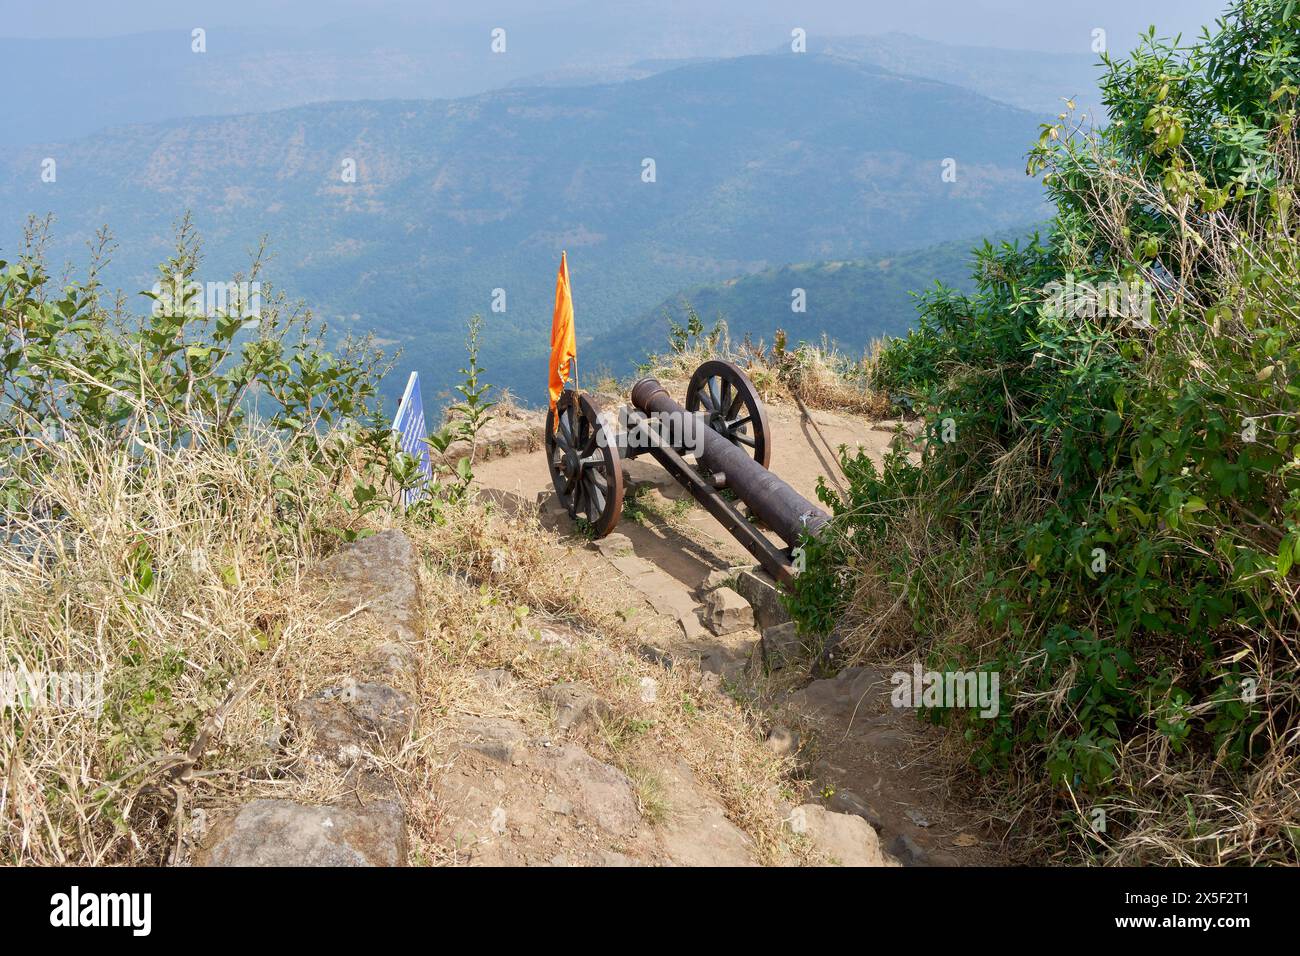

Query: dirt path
left=471, top=396, right=1004, bottom=866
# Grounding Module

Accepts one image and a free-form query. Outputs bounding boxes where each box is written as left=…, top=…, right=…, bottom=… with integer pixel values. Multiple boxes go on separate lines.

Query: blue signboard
left=392, top=371, right=435, bottom=505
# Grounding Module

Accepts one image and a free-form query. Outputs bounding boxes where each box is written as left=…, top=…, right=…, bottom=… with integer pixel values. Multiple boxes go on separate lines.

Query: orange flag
left=548, top=251, right=577, bottom=425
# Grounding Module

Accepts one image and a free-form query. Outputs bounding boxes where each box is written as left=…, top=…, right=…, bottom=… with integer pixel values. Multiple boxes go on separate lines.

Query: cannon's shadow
left=477, top=485, right=735, bottom=592
left=798, top=414, right=846, bottom=497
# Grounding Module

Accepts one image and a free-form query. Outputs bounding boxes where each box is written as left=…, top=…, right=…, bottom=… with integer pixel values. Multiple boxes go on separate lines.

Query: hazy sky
left=2, top=0, right=1234, bottom=52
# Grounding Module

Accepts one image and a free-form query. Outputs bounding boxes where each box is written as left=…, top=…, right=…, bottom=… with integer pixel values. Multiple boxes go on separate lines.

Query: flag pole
left=568, top=250, right=579, bottom=400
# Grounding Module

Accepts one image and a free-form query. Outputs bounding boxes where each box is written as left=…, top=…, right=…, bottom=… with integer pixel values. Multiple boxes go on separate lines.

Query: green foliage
left=446, top=313, right=496, bottom=488
left=0, top=219, right=439, bottom=541
left=665, top=305, right=722, bottom=357
left=596, top=236, right=1003, bottom=378
left=788, top=0, right=1300, bottom=860
left=452, top=315, right=495, bottom=436
left=5, top=220, right=379, bottom=447
left=413, top=314, right=496, bottom=512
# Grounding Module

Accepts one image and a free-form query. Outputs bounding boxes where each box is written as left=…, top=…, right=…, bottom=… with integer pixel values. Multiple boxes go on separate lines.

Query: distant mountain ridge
left=790, top=32, right=1105, bottom=118
left=1, top=28, right=1102, bottom=147
left=504, top=58, right=721, bottom=89
left=1, top=53, right=1049, bottom=403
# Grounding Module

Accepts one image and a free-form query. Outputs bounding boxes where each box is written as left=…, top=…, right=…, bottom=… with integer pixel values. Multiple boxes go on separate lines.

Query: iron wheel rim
left=685, top=360, right=771, bottom=468
left=544, top=390, right=624, bottom=537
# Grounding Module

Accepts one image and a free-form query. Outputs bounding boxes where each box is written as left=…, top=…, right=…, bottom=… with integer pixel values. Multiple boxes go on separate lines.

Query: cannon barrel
left=630, top=377, right=829, bottom=547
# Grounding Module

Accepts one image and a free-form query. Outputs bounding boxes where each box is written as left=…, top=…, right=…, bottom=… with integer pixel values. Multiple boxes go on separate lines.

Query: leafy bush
left=789, top=0, right=1300, bottom=863
left=0, top=219, right=438, bottom=540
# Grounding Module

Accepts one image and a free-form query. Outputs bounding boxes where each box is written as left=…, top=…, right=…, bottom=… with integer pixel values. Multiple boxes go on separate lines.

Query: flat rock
left=289, top=682, right=413, bottom=766
left=364, top=641, right=418, bottom=681
left=289, top=698, right=369, bottom=766
left=541, top=792, right=573, bottom=815
left=697, top=568, right=736, bottom=595
left=332, top=682, right=413, bottom=732
left=786, top=666, right=871, bottom=714
left=316, top=530, right=423, bottom=645
left=656, top=760, right=756, bottom=867
left=196, top=798, right=406, bottom=867
left=540, top=681, right=611, bottom=733
left=609, top=554, right=706, bottom=632
left=791, top=804, right=889, bottom=867
left=536, top=744, right=640, bottom=836
left=590, top=532, right=634, bottom=558
left=676, top=611, right=707, bottom=640
left=732, top=567, right=792, bottom=630
left=761, top=621, right=807, bottom=670
left=456, top=716, right=528, bottom=765
left=701, top=645, right=750, bottom=683
left=703, top=587, right=753, bottom=636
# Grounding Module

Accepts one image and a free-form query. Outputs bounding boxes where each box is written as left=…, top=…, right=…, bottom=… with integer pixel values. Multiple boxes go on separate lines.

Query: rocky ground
left=191, top=390, right=999, bottom=867
left=460, top=391, right=1002, bottom=867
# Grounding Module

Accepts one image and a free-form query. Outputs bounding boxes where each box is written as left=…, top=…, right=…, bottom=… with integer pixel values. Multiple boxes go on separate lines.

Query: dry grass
left=0, top=405, right=816, bottom=865
left=396, top=498, right=819, bottom=865
left=0, top=414, right=397, bottom=864
left=637, top=321, right=893, bottom=418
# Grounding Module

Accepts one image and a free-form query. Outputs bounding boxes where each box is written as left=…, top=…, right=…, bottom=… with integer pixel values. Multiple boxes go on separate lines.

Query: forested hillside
left=0, top=53, right=1047, bottom=403
left=587, top=234, right=1029, bottom=376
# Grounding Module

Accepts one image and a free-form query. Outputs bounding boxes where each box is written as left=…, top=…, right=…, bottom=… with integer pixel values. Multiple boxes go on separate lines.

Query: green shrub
left=0, top=218, right=436, bottom=541
left=789, top=0, right=1300, bottom=863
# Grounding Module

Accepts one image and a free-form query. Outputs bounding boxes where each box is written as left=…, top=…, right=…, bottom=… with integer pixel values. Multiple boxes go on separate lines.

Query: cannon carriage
left=545, top=360, right=828, bottom=584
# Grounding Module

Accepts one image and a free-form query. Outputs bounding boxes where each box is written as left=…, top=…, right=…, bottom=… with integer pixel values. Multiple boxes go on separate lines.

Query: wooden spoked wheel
left=545, top=390, right=624, bottom=538
left=685, top=360, right=771, bottom=468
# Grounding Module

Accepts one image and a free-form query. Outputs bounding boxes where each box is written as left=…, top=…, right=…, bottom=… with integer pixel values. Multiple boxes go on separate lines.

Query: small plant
left=449, top=314, right=496, bottom=468
left=667, top=304, right=707, bottom=354
left=628, top=764, right=671, bottom=827
left=420, top=314, right=496, bottom=503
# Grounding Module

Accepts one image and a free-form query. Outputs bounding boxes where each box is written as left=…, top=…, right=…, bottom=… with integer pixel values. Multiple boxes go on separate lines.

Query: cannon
left=544, top=360, right=828, bottom=584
